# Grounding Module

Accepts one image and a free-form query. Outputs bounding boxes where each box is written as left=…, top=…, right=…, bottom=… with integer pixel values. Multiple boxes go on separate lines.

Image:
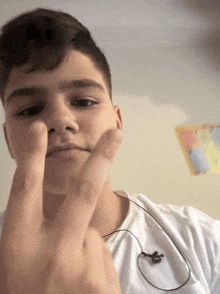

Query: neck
left=43, top=179, right=129, bottom=240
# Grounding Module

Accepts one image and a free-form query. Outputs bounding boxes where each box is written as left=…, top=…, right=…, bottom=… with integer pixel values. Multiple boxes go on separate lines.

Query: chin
left=43, top=182, right=67, bottom=195
left=43, top=160, right=84, bottom=194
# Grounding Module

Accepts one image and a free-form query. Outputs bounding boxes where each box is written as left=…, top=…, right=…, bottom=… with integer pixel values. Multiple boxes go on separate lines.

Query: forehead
left=4, top=50, right=109, bottom=103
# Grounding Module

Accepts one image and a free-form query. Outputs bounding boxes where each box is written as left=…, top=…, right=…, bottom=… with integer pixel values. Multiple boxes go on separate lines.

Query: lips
left=47, top=143, right=88, bottom=157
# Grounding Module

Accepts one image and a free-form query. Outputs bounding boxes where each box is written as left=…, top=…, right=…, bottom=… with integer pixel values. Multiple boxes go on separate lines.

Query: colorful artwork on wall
left=175, top=124, right=220, bottom=175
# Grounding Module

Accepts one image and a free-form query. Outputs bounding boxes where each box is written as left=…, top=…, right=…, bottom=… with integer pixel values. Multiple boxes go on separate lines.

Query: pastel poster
left=175, top=124, right=220, bottom=175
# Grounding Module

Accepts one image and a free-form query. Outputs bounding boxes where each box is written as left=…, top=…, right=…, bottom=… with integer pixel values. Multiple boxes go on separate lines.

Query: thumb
left=78, top=128, right=123, bottom=188
left=94, top=128, right=123, bottom=161
left=69, top=128, right=123, bottom=196
left=56, top=128, right=122, bottom=241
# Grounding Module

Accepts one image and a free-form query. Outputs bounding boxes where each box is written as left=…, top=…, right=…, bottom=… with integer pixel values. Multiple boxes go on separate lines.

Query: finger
left=83, top=230, right=120, bottom=292
left=102, top=242, right=120, bottom=286
left=56, top=129, right=122, bottom=243
left=82, top=229, right=105, bottom=284
left=3, top=121, right=47, bottom=235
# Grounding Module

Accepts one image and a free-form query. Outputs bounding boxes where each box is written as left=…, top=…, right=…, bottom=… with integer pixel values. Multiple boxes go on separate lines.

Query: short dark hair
left=0, top=8, right=112, bottom=105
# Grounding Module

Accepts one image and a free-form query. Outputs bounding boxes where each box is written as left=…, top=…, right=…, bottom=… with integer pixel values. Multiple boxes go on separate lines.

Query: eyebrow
left=5, top=79, right=105, bottom=106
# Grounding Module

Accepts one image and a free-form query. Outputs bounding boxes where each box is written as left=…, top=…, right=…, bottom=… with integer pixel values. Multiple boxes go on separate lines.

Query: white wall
left=1, top=0, right=220, bottom=219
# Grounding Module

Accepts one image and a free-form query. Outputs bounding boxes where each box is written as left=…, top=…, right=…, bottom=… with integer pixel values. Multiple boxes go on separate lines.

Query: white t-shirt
left=106, top=192, right=220, bottom=293
left=0, top=192, right=219, bottom=293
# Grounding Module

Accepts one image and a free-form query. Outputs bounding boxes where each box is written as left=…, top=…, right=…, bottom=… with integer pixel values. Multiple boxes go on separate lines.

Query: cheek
left=80, top=111, right=117, bottom=150
left=5, top=121, right=22, bottom=150
left=84, top=111, right=117, bottom=135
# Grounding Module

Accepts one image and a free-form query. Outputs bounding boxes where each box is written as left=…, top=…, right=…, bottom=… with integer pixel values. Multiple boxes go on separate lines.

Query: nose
left=45, top=99, right=79, bottom=136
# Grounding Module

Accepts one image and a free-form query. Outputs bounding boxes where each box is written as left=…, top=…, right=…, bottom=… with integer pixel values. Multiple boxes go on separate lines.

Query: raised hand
left=0, top=121, right=122, bottom=294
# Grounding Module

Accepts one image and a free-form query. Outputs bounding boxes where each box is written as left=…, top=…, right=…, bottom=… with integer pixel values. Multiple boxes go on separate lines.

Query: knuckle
left=103, top=245, right=113, bottom=260
left=84, top=228, right=102, bottom=244
left=84, top=275, right=105, bottom=294
left=71, top=178, right=99, bottom=204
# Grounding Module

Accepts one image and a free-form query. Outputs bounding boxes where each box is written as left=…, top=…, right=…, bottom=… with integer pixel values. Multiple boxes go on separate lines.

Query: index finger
left=2, top=121, right=47, bottom=236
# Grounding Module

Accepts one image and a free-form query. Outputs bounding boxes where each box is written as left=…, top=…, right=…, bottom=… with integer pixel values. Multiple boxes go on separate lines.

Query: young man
left=0, top=8, right=219, bottom=294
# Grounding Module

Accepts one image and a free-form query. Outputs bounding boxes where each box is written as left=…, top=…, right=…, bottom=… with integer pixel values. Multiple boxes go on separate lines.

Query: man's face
left=3, top=49, right=123, bottom=193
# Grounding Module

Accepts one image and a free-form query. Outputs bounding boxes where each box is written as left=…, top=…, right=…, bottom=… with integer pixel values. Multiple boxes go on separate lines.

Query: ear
left=113, top=105, right=123, bottom=131
left=3, top=122, right=15, bottom=160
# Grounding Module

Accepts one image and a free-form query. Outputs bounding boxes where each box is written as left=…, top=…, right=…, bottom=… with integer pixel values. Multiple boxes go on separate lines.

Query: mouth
left=47, top=143, right=89, bottom=157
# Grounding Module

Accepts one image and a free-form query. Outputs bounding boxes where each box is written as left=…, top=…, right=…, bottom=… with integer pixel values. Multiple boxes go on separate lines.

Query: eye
left=72, top=99, right=97, bottom=108
left=17, top=106, right=43, bottom=117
